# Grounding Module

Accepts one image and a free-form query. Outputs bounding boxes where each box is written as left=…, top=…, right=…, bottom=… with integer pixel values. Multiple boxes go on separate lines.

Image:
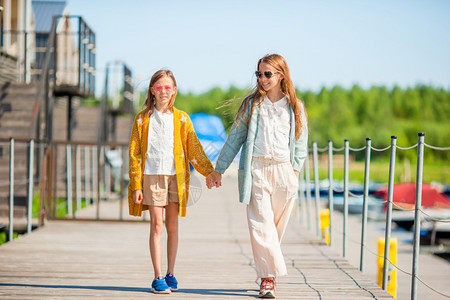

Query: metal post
left=343, top=139, right=349, bottom=258
left=78, top=17, right=82, bottom=89
left=84, top=146, right=91, bottom=206
left=27, top=139, right=34, bottom=234
left=67, top=96, right=73, bottom=141
left=49, top=145, right=56, bottom=218
left=52, top=16, right=58, bottom=90
left=328, top=140, right=334, bottom=247
left=382, top=136, right=397, bottom=290
left=105, top=146, right=111, bottom=201
left=411, top=133, right=425, bottom=300
left=91, top=33, right=96, bottom=95
left=312, top=142, right=321, bottom=237
left=96, top=145, right=102, bottom=220
left=66, top=144, right=73, bottom=217
left=39, top=147, right=49, bottom=227
left=35, top=111, right=41, bottom=180
left=360, top=138, right=371, bottom=272
left=23, top=31, right=27, bottom=82
left=99, top=63, right=109, bottom=144
left=92, top=146, right=98, bottom=207
left=52, top=145, right=58, bottom=218
left=75, top=144, right=81, bottom=211
left=9, top=138, right=14, bottom=242
left=304, top=146, right=312, bottom=231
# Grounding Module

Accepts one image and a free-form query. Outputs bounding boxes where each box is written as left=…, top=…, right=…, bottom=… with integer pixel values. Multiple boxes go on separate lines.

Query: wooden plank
left=0, top=171, right=398, bottom=299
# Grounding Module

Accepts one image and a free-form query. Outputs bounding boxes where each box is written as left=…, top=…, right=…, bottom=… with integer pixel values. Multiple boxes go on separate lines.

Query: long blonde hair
left=143, top=69, right=178, bottom=116
left=235, top=54, right=305, bottom=139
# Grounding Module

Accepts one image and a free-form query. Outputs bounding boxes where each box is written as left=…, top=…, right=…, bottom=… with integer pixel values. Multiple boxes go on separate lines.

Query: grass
left=32, top=193, right=90, bottom=219
left=0, top=232, right=19, bottom=246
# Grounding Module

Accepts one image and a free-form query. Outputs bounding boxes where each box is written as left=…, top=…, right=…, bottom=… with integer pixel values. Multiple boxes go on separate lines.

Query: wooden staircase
left=0, top=83, right=39, bottom=139
left=0, top=83, right=38, bottom=231
left=0, top=82, right=133, bottom=233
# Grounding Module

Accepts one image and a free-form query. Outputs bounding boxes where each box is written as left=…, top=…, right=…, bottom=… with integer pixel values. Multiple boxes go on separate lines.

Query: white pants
left=247, top=157, right=298, bottom=278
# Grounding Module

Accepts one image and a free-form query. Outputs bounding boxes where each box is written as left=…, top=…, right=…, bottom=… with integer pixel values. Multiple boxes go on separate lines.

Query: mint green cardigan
left=215, top=98, right=308, bottom=205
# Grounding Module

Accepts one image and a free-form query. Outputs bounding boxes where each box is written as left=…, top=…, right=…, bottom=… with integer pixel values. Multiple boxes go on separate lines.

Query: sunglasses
left=255, top=71, right=279, bottom=79
left=152, top=85, right=175, bottom=93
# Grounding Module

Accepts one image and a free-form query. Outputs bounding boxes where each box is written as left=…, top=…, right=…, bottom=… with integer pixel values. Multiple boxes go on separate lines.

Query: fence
left=44, top=141, right=129, bottom=221
left=0, top=138, right=47, bottom=236
left=1, top=138, right=130, bottom=239
left=299, top=133, right=450, bottom=300
left=2, top=133, right=449, bottom=299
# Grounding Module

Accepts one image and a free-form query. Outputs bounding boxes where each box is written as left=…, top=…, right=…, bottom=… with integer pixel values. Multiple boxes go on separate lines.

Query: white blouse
left=143, top=109, right=176, bottom=175
left=253, top=96, right=291, bottom=162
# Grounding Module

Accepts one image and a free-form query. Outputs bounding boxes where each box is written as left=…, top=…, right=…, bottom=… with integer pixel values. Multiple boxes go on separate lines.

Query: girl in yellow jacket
left=128, top=69, right=214, bottom=294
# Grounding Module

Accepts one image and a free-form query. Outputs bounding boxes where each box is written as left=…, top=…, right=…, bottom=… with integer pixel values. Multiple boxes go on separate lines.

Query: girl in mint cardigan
left=207, top=54, right=308, bottom=298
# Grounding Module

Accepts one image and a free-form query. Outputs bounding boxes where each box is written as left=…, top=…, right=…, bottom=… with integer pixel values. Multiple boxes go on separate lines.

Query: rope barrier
left=419, top=209, right=450, bottom=223
left=371, top=145, right=391, bottom=152
left=368, top=196, right=388, bottom=204
left=3, top=136, right=449, bottom=297
left=332, top=187, right=345, bottom=193
left=333, top=227, right=450, bottom=298
left=391, top=202, right=416, bottom=211
left=361, top=241, right=450, bottom=298
left=415, top=276, right=450, bottom=298
left=396, top=143, right=418, bottom=150
left=424, top=143, right=450, bottom=151
left=349, top=145, right=367, bottom=152
left=333, top=203, right=450, bottom=298
left=348, top=191, right=364, bottom=197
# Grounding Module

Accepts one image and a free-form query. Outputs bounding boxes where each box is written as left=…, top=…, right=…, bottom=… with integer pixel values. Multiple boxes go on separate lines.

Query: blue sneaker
left=151, top=276, right=171, bottom=294
left=165, top=273, right=178, bottom=291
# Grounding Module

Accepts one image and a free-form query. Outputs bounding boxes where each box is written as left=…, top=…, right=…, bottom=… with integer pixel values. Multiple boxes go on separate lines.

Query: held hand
left=213, top=171, right=222, bottom=188
left=206, top=173, right=215, bottom=189
left=294, top=170, right=299, bottom=179
left=206, top=171, right=222, bottom=189
left=132, top=189, right=143, bottom=204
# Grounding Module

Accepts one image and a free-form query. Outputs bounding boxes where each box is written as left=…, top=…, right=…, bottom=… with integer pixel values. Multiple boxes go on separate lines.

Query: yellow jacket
left=128, top=107, right=214, bottom=217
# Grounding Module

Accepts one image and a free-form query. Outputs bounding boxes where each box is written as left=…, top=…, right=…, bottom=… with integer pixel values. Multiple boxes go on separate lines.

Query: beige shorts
left=143, top=175, right=179, bottom=207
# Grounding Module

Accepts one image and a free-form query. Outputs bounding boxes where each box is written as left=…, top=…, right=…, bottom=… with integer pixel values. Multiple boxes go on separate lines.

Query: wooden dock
left=0, top=172, right=397, bottom=299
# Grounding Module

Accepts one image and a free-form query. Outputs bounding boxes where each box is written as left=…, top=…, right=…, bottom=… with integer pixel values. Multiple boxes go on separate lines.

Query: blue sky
left=67, top=0, right=450, bottom=95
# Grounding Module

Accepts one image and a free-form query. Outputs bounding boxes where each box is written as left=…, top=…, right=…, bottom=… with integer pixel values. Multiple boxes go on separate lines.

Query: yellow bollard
left=377, top=238, right=398, bottom=298
left=319, top=209, right=330, bottom=245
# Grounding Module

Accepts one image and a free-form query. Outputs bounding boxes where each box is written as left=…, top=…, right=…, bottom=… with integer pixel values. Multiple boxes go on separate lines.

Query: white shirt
left=253, top=96, right=291, bottom=162
left=144, top=109, right=176, bottom=175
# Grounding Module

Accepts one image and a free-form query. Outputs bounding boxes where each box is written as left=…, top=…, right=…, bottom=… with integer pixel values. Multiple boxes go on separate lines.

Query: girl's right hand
left=206, top=171, right=222, bottom=189
left=132, top=189, right=143, bottom=204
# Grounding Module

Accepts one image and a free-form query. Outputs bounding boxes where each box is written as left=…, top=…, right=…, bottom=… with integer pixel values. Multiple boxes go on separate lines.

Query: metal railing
left=44, top=141, right=128, bottom=221
left=300, top=133, right=450, bottom=300
left=2, top=132, right=449, bottom=299
left=2, top=138, right=130, bottom=239
left=100, top=61, right=135, bottom=143
left=1, top=138, right=47, bottom=240
left=0, top=16, right=95, bottom=93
